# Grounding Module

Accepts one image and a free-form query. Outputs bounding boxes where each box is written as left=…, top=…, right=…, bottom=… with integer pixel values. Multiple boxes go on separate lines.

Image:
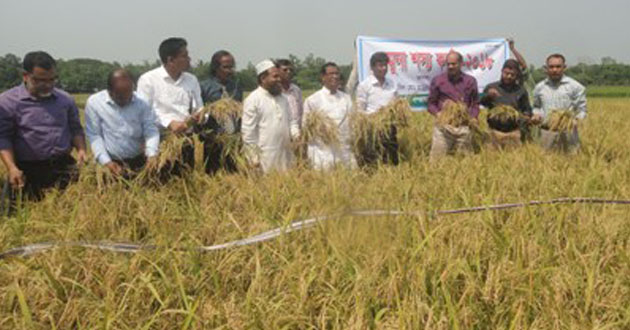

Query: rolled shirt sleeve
left=67, top=98, right=84, bottom=137
left=141, top=103, right=160, bottom=158
left=573, top=84, right=587, bottom=120
left=468, top=78, right=480, bottom=119
left=427, top=77, right=440, bottom=116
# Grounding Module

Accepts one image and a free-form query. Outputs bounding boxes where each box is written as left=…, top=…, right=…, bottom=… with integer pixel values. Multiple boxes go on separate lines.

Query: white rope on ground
left=1, top=197, right=629, bottom=259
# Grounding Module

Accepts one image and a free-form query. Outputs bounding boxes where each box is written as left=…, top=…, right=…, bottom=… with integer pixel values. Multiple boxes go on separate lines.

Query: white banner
left=357, top=36, right=509, bottom=110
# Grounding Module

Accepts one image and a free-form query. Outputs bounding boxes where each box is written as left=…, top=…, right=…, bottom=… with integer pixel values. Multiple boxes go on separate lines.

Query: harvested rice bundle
left=547, top=109, right=577, bottom=132
left=487, top=105, right=520, bottom=132
left=436, top=101, right=470, bottom=127
left=155, top=133, right=194, bottom=169
left=376, top=98, right=412, bottom=128
left=201, top=98, right=242, bottom=122
left=302, top=110, right=340, bottom=147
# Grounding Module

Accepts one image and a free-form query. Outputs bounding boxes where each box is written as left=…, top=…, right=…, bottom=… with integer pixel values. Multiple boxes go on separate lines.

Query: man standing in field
left=85, top=69, right=160, bottom=178
left=137, top=37, right=204, bottom=174
left=199, top=50, right=242, bottom=174
left=427, top=51, right=480, bottom=160
left=277, top=59, right=303, bottom=129
left=241, top=60, right=299, bottom=173
left=0, top=51, right=87, bottom=200
left=355, top=52, right=399, bottom=166
left=303, top=62, right=356, bottom=170
left=532, top=54, right=587, bottom=153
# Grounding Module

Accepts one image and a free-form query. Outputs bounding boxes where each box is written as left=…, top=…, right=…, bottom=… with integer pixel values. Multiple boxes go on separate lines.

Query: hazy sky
left=1, top=0, right=628, bottom=67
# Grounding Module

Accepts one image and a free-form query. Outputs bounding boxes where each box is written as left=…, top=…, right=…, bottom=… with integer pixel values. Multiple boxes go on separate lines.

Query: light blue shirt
left=533, top=75, right=587, bottom=120
left=85, top=90, right=160, bottom=165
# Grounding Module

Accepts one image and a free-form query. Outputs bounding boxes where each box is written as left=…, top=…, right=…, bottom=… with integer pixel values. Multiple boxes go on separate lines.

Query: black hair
left=546, top=53, right=566, bottom=65
left=210, top=50, right=233, bottom=77
left=320, top=62, right=338, bottom=75
left=23, top=51, right=56, bottom=73
left=158, top=37, right=187, bottom=64
left=275, top=59, right=293, bottom=67
left=448, top=51, right=464, bottom=63
left=370, top=52, right=389, bottom=67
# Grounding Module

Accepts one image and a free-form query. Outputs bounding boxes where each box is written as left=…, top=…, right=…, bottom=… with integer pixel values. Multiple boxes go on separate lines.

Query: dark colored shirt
left=427, top=72, right=480, bottom=118
left=480, top=81, right=532, bottom=116
left=199, top=76, right=243, bottom=135
left=199, top=76, right=243, bottom=104
left=0, top=85, right=84, bottom=161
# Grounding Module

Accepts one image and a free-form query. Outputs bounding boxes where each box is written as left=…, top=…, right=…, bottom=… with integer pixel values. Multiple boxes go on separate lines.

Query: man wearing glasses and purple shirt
left=0, top=51, right=87, bottom=201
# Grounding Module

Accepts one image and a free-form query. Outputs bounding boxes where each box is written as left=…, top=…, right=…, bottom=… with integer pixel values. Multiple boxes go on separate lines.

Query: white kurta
left=242, top=87, right=299, bottom=173
left=303, top=87, right=357, bottom=170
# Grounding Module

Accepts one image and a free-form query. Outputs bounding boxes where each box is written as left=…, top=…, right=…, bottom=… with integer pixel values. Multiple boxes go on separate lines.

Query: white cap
left=255, top=59, right=276, bottom=76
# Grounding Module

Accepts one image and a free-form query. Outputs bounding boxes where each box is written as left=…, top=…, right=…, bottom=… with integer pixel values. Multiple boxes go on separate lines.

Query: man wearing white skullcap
left=241, top=59, right=299, bottom=173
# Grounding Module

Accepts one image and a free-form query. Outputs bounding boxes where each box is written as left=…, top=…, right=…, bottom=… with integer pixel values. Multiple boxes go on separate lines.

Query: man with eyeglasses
left=0, top=51, right=87, bottom=201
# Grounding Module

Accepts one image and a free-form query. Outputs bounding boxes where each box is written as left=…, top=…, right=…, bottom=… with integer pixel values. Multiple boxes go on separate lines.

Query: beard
left=267, top=84, right=282, bottom=96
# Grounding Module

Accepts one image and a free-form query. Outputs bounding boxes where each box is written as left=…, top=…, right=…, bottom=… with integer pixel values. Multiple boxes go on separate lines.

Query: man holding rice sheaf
left=199, top=50, right=243, bottom=174
left=427, top=51, right=480, bottom=160
left=532, top=54, right=587, bottom=153
left=241, top=60, right=300, bottom=173
left=355, top=52, right=400, bottom=166
left=85, top=69, right=160, bottom=178
left=481, top=59, right=532, bottom=148
left=137, top=37, right=204, bottom=175
left=302, top=62, right=357, bottom=170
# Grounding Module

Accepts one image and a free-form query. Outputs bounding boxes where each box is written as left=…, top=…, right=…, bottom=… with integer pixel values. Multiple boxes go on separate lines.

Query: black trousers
left=202, top=136, right=238, bottom=175
left=357, top=125, right=399, bottom=167
left=16, top=154, right=78, bottom=201
left=112, top=154, right=147, bottom=180
left=158, top=141, right=195, bottom=182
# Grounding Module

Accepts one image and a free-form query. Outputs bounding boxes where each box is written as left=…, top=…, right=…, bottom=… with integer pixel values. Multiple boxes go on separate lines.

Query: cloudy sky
left=1, top=0, right=628, bottom=67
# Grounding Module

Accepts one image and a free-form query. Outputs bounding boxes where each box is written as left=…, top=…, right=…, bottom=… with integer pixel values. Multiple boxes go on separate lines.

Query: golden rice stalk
left=200, top=98, right=242, bottom=123
left=548, top=109, right=577, bottom=132
left=436, top=101, right=470, bottom=127
left=487, top=105, right=520, bottom=124
left=156, top=133, right=194, bottom=169
left=375, top=98, right=412, bottom=128
left=302, top=110, right=340, bottom=147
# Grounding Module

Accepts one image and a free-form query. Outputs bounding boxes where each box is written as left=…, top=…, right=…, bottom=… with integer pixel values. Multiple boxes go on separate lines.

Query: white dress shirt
left=533, top=75, right=587, bottom=121
left=136, top=66, right=203, bottom=129
left=303, top=87, right=357, bottom=170
left=242, top=86, right=299, bottom=173
left=356, top=75, right=397, bottom=114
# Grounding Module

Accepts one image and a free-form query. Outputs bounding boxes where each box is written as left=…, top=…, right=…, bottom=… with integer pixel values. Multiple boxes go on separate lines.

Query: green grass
left=0, top=98, right=629, bottom=329
left=586, top=85, right=630, bottom=98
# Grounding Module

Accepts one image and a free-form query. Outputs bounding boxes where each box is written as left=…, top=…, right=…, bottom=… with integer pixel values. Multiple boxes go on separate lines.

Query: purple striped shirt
left=0, top=85, right=84, bottom=161
left=427, top=72, right=480, bottom=118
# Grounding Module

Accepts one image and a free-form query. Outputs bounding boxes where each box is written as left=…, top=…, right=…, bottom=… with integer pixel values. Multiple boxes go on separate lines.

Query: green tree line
left=0, top=53, right=627, bottom=93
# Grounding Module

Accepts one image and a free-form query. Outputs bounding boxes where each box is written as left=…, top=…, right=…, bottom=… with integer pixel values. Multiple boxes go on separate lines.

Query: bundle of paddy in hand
left=351, top=97, right=412, bottom=152
left=547, top=109, right=577, bottom=132
left=436, top=100, right=470, bottom=127
left=194, top=97, right=243, bottom=129
left=301, top=110, right=340, bottom=147
left=487, top=105, right=520, bottom=132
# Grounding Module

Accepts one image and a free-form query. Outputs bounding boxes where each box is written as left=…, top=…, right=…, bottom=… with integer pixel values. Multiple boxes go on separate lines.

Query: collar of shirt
left=157, top=65, right=187, bottom=85
left=104, top=91, right=139, bottom=109
left=322, top=86, right=339, bottom=96
left=17, top=84, right=59, bottom=101
left=545, top=75, right=570, bottom=86
left=366, top=75, right=393, bottom=88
